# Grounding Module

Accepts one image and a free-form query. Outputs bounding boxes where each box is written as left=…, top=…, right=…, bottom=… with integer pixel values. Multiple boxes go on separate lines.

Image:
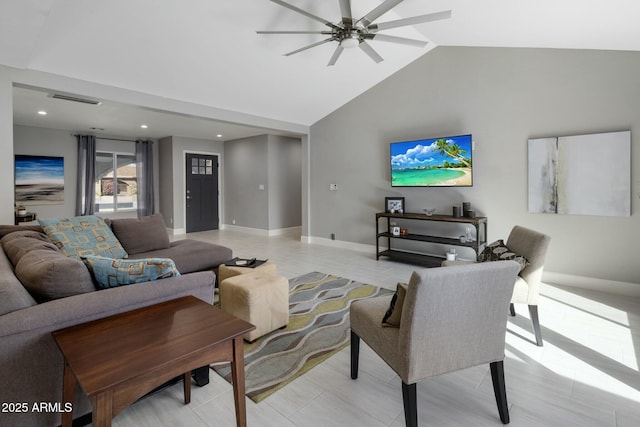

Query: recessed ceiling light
left=217, top=134, right=223, bottom=138
left=140, top=124, right=148, bottom=129
left=37, top=110, right=47, bottom=115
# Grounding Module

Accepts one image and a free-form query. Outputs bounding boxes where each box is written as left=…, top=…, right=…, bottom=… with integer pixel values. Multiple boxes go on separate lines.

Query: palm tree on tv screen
left=435, top=138, right=471, bottom=168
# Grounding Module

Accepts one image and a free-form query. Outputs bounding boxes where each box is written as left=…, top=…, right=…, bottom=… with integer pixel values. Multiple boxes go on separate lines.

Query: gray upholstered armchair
left=504, top=225, right=551, bottom=346
left=442, top=225, right=551, bottom=346
left=350, top=261, right=520, bottom=427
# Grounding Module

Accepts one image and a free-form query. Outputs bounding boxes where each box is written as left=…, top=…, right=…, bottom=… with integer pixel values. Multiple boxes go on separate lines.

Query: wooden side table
left=52, top=296, right=255, bottom=427
left=15, top=211, right=37, bottom=225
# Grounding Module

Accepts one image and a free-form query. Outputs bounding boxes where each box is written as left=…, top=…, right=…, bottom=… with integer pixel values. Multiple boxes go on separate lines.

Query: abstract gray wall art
left=528, top=130, right=630, bottom=216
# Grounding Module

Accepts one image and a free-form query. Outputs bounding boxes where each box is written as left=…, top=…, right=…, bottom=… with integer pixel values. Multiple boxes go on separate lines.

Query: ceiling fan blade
left=368, top=10, right=452, bottom=32
left=284, top=38, right=335, bottom=56
left=357, top=0, right=404, bottom=27
left=366, top=33, right=428, bottom=48
left=257, top=31, right=333, bottom=35
left=338, top=0, right=352, bottom=25
left=359, top=41, right=384, bottom=63
left=269, top=0, right=339, bottom=29
left=327, top=45, right=344, bottom=66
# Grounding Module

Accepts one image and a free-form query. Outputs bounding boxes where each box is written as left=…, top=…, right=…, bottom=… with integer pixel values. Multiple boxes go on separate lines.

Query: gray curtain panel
left=135, top=140, right=155, bottom=217
left=76, top=134, right=96, bottom=216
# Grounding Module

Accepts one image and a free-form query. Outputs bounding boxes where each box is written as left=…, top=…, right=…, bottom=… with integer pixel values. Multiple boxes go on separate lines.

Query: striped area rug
left=212, top=272, right=392, bottom=402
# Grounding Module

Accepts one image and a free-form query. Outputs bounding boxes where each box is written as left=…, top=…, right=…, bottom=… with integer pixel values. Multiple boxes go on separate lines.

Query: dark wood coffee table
left=52, top=296, right=255, bottom=427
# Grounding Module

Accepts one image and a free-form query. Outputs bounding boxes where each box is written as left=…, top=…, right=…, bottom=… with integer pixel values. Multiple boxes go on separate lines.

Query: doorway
left=185, top=153, right=219, bottom=232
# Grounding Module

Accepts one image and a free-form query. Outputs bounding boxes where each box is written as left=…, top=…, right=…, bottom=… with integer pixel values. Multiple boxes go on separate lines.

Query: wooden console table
left=376, top=212, right=487, bottom=267
left=52, top=296, right=255, bottom=427
left=14, top=211, right=36, bottom=225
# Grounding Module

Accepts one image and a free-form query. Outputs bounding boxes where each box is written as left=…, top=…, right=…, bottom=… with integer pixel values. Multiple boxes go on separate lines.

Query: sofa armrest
left=0, top=271, right=214, bottom=427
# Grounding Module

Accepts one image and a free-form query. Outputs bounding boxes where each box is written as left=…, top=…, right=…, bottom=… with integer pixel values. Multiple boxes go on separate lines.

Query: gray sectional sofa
left=0, top=214, right=232, bottom=427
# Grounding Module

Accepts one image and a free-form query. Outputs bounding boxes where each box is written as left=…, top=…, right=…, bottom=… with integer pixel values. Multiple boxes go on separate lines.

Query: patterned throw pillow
left=39, top=215, right=128, bottom=259
left=478, top=239, right=529, bottom=272
left=82, top=255, right=180, bottom=289
left=382, top=282, right=408, bottom=328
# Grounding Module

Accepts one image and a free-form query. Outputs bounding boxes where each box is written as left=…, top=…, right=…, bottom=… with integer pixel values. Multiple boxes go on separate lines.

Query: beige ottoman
left=219, top=271, right=289, bottom=342
left=218, top=262, right=277, bottom=285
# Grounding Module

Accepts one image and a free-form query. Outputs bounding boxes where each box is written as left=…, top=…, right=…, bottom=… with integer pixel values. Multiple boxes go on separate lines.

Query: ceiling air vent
left=49, top=93, right=102, bottom=105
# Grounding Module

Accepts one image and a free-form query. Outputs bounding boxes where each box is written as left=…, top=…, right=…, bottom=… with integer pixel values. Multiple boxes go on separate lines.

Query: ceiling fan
left=257, top=0, right=452, bottom=66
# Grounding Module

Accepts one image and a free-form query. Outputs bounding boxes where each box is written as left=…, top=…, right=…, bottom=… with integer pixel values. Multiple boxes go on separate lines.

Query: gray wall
left=224, top=134, right=302, bottom=230
left=13, top=125, right=78, bottom=219
left=158, top=136, right=225, bottom=231
left=158, top=136, right=174, bottom=226
left=0, top=71, right=12, bottom=224
left=268, top=135, right=302, bottom=229
left=310, top=47, right=640, bottom=285
left=13, top=125, right=159, bottom=220
left=224, top=135, right=269, bottom=229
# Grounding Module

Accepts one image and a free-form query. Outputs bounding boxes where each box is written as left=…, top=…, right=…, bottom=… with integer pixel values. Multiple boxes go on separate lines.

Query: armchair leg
left=350, top=331, right=360, bottom=379
left=490, top=361, right=510, bottom=424
left=401, top=382, right=418, bottom=427
left=528, top=305, right=543, bottom=346
left=509, top=303, right=516, bottom=317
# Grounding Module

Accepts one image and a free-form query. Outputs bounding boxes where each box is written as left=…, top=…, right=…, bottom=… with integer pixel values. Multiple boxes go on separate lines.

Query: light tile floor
left=111, top=229, right=640, bottom=427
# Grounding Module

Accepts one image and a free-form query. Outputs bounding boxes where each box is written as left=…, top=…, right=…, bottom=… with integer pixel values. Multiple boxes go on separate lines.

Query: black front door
left=185, top=153, right=219, bottom=232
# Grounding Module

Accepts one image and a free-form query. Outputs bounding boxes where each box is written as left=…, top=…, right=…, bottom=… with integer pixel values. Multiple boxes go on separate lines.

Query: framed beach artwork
left=15, top=155, right=65, bottom=205
left=528, top=130, right=630, bottom=216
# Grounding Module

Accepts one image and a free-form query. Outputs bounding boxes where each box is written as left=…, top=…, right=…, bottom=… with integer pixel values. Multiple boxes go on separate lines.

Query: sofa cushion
left=14, top=246, right=96, bottom=301
left=108, top=213, right=170, bottom=255
left=39, top=215, right=128, bottom=259
left=0, top=251, right=37, bottom=315
left=1, top=230, right=96, bottom=301
left=1, top=230, right=52, bottom=267
left=82, top=255, right=180, bottom=289
left=0, top=224, right=44, bottom=239
left=128, top=239, right=232, bottom=274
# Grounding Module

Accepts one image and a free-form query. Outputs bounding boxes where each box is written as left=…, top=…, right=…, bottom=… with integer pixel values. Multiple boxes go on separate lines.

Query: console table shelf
left=376, top=212, right=487, bottom=267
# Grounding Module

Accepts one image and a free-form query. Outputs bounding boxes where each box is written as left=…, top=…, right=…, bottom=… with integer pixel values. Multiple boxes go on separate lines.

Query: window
left=95, top=152, right=137, bottom=212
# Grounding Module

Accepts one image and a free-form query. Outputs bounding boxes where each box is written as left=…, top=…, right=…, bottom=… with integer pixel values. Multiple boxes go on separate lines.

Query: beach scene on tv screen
left=391, top=135, right=472, bottom=187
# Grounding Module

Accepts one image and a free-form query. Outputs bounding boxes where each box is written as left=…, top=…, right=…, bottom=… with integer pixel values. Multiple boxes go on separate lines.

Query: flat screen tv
left=390, top=134, right=472, bottom=187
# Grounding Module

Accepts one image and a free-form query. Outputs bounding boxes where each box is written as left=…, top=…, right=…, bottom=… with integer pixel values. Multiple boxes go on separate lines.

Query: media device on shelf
left=390, top=134, right=473, bottom=187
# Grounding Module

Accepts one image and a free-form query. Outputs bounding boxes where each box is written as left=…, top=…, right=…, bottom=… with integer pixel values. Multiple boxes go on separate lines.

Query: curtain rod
left=72, top=134, right=141, bottom=143
left=97, top=137, right=137, bottom=142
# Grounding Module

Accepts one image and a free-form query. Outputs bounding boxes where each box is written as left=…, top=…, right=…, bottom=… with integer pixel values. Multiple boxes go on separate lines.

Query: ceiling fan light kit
left=258, top=0, right=452, bottom=66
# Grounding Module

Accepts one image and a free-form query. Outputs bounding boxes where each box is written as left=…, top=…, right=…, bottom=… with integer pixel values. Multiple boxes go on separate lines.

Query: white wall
left=310, top=47, right=640, bottom=287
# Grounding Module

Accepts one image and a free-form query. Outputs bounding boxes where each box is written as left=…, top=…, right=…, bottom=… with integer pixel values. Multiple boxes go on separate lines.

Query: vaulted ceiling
left=4, top=0, right=640, bottom=139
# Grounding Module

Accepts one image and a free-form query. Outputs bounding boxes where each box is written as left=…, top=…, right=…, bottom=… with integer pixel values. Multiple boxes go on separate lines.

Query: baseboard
left=268, top=226, right=301, bottom=237
left=543, top=272, right=640, bottom=297
left=221, top=224, right=301, bottom=237
left=302, top=236, right=375, bottom=253
left=300, top=236, right=640, bottom=298
left=167, top=227, right=186, bottom=236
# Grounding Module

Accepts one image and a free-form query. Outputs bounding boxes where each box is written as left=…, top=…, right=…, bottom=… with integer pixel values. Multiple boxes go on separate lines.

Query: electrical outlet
left=329, top=183, right=338, bottom=190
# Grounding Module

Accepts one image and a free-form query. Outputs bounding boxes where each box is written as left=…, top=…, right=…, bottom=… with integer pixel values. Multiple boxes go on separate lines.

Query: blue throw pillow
left=39, top=215, right=128, bottom=259
left=82, top=256, right=180, bottom=289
